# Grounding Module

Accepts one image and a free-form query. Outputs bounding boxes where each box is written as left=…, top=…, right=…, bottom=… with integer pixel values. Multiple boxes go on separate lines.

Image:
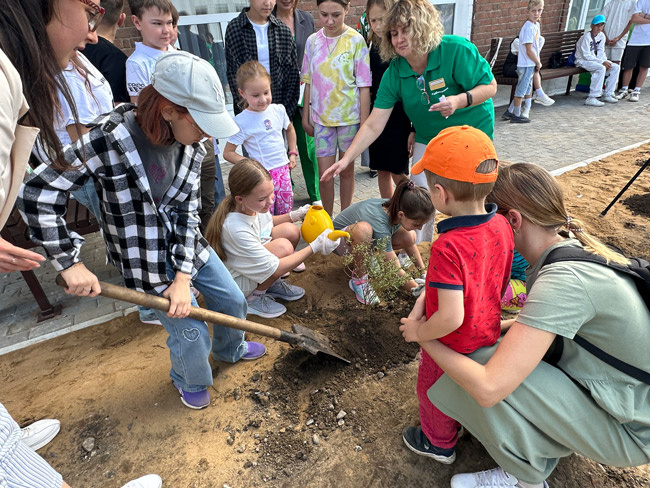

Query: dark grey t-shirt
left=123, top=111, right=182, bottom=206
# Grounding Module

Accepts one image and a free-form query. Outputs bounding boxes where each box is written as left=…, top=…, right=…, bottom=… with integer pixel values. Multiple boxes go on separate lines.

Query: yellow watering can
left=300, top=206, right=350, bottom=244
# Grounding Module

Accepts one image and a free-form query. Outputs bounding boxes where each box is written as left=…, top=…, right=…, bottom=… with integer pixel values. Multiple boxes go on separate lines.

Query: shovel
left=56, top=276, right=350, bottom=363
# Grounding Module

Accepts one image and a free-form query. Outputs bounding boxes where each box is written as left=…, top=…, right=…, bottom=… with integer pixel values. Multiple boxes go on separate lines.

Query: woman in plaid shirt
left=18, top=52, right=267, bottom=410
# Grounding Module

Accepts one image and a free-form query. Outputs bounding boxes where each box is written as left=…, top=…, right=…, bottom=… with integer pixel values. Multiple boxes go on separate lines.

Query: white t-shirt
left=602, top=0, right=636, bottom=48
left=55, top=52, right=114, bottom=146
left=221, top=211, right=278, bottom=297
left=628, top=0, right=650, bottom=45
left=517, top=20, right=541, bottom=67
left=250, top=20, right=271, bottom=74
left=228, top=104, right=290, bottom=171
left=126, top=42, right=170, bottom=96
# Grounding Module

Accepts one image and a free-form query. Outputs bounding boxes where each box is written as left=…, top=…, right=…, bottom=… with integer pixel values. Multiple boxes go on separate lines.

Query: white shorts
left=605, top=46, right=625, bottom=62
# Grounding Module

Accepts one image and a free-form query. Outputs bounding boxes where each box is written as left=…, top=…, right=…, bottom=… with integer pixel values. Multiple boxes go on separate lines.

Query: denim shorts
left=514, top=66, right=535, bottom=98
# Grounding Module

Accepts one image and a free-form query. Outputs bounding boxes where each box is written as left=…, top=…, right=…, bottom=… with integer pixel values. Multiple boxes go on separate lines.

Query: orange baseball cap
left=411, top=125, right=498, bottom=184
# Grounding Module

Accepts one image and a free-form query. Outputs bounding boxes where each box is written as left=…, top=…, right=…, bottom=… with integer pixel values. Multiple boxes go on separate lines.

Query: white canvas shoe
left=121, top=474, right=163, bottom=488
left=20, top=419, right=60, bottom=451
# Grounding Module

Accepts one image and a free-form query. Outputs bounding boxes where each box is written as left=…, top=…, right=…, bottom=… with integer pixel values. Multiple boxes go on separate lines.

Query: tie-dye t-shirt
left=301, top=27, right=371, bottom=127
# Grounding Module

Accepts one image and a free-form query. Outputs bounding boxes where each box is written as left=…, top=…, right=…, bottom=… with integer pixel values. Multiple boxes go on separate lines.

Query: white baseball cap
left=151, top=51, right=239, bottom=139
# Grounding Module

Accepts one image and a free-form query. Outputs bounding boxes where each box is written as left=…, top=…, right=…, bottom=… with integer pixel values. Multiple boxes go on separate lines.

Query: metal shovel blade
left=291, top=323, right=351, bottom=363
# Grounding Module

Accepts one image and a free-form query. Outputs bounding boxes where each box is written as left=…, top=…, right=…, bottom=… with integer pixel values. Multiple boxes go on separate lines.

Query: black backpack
left=548, top=50, right=565, bottom=69
left=502, top=38, right=518, bottom=78
left=541, top=247, right=650, bottom=385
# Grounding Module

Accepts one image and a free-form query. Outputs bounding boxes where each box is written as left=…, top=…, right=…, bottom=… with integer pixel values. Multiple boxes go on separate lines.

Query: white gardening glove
left=309, top=229, right=341, bottom=255
left=289, top=204, right=311, bottom=223
left=411, top=278, right=425, bottom=297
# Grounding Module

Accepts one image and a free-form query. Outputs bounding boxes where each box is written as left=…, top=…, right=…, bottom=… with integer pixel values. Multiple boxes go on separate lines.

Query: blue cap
left=592, top=14, right=606, bottom=25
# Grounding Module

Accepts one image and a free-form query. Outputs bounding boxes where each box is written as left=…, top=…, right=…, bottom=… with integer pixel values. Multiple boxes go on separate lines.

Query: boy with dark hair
left=82, top=0, right=130, bottom=103
left=126, top=0, right=176, bottom=103
left=399, top=125, right=514, bottom=464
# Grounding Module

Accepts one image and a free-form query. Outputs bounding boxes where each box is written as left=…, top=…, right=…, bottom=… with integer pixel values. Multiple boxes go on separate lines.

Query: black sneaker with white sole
left=402, top=426, right=456, bottom=464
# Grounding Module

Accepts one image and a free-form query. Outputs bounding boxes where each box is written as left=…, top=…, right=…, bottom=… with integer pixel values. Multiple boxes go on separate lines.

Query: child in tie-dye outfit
left=301, top=0, right=371, bottom=216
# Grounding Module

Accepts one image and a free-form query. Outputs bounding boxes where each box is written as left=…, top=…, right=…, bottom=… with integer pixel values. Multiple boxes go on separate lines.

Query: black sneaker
left=510, top=114, right=530, bottom=124
left=501, top=109, right=514, bottom=120
left=402, top=426, right=456, bottom=464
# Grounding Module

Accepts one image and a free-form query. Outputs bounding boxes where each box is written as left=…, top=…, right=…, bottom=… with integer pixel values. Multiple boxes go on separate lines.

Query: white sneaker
left=451, top=467, right=549, bottom=488
left=521, top=105, right=531, bottom=119
left=629, top=90, right=640, bottom=102
left=121, top=474, right=163, bottom=488
left=20, top=419, right=61, bottom=451
left=601, top=94, right=618, bottom=103
left=534, top=93, right=555, bottom=106
left=247, top=294, right=286, bottom=318
left=615, top=88, right=630, bottom=100
left=585, top=97, right=604, bottom=107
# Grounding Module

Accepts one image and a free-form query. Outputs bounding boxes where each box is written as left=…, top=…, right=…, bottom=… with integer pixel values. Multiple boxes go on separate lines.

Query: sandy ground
left=2, top=144, right=650, bottom=488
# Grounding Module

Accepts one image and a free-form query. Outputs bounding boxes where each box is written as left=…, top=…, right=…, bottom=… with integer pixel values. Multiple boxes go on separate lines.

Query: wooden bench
left=1, top=200, right=99, bottom=322
left=487, top=29, right=587, bottom=102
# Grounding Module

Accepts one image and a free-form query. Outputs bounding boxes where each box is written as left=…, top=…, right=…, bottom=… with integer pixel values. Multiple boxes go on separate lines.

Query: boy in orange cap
left=399, top=125, right=514, bottom=464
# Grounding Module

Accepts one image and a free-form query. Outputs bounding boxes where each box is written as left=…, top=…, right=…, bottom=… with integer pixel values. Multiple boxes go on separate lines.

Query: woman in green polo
left=322, top=0, right=496, bottom=242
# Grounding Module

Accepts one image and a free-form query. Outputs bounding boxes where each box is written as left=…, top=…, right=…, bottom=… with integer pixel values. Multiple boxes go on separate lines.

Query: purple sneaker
left=242, top=341, right=267, bottom=360
left=173, top=383, right=210, bottom=409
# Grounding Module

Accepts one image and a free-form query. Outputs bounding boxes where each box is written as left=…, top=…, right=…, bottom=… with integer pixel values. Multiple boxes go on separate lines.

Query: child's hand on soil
left=399, top=317, right=425, bottom=343
left=163, top=273, right=192, bottom=318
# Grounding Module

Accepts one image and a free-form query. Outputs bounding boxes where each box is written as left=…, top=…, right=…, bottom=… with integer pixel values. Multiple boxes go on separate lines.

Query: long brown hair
left=382, top=179, right=434, bottom=224
left=205, top=159, right=272, bottom=261
left=136, top=85, right=188, bottom=145
left=0, top=0, right=80, bottom=170
left=488, top=163, right=629, bottom=265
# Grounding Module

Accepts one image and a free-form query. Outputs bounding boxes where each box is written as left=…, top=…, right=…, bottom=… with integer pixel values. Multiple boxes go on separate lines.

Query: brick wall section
left=114, top=0, right=570, bottom=57
left=114, top=6, right=139, bottom=56
left=471, top=0, right=570, bottom=55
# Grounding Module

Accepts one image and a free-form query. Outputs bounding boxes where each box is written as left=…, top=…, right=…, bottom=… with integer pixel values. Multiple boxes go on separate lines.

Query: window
left=566, top=0, right=607, bottom=31
left=430, top=0, right=473, bottom=39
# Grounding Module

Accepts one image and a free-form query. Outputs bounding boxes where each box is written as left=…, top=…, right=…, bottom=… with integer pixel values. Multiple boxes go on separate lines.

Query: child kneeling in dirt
left=332, top=180, right=434, bottom=305
left=398, top=126, right=514, bottom=464
left=205, top=159, right=341, bottom=319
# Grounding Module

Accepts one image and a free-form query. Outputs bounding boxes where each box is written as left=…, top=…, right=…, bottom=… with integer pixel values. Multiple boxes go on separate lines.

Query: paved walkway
left=1, top=80, right=649, bottom=355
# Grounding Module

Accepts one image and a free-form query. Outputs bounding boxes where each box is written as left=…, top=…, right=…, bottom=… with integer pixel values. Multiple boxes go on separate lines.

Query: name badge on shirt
left=429, top=78, right=446, bottom=91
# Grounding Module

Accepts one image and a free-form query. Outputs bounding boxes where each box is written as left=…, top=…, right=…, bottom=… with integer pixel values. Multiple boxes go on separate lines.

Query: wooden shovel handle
left=55, top=275, right=288, bottom=341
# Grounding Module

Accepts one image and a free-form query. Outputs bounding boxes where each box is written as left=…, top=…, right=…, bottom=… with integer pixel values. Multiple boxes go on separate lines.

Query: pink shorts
left=314, top=123, right=359, bottom=158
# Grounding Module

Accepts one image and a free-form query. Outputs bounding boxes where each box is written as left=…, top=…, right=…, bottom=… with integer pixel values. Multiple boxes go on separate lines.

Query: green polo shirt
left=374, top=35, right=494, bottom=145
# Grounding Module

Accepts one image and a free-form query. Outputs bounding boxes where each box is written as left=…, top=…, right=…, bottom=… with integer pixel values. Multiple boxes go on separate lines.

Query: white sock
left=524, top=98, right=532, bottom=108
left=634, top=87, right=641, bottom=92
left=508, top=101, right=515, bottom=112
left=535, top=88, right=545, bottom=97
left=246, top=290, right=265, bottom=302
left=513, top=105, right=521, bottom=116
left=516, top=481, right=545, bottom=488
left=621, top=85, right=629, bottom=91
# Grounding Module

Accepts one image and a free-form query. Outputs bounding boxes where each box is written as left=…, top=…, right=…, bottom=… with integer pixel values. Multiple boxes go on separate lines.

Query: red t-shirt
left=425, top=205, right=514, bottom=353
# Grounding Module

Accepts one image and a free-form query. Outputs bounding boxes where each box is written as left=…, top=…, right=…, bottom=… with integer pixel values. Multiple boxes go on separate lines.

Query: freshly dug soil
left=2, top=144, right=650, bottom=488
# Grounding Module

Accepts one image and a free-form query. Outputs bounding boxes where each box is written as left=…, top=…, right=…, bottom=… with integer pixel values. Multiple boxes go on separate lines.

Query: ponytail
left=383, top=179, right=435, bottom=223
left=204, top=158, right=272, bottom=262
left=205, top=195, right=238, bottom=261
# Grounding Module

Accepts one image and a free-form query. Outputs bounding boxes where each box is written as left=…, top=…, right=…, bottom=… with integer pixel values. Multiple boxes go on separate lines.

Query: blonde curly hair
left=379, top=0, right=445, bottom=62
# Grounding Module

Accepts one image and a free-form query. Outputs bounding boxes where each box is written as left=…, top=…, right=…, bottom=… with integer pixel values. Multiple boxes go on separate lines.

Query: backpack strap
left=541, top=247, right=650, bottom=386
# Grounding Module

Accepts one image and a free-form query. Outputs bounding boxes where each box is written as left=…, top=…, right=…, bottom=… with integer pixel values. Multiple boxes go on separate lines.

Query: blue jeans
left=514, top=66, right=535, bottom=98
left=214, top=155, right=226, bottom=207
left=71, top=179, right=102, bottom=222
left=152, top=248, right=248, bottom=392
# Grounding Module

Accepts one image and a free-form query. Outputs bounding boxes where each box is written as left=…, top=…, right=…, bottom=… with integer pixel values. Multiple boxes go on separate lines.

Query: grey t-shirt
left=333, top=199, right=401, bottom=251
left=123, top=111, right=182, bottom=206
left=519, top=238, right=650, bottom=426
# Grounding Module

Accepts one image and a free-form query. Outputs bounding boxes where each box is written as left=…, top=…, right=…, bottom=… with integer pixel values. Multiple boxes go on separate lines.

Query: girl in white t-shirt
left=224, top=61, right=298, bottom=216
left=205, top=159, right=341, bottom=319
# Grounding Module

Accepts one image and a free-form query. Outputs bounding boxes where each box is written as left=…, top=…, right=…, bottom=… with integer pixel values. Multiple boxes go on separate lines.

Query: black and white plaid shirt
left=225, top=8, right=300, bottom=118
left=18, top=105, right=211, bottom=294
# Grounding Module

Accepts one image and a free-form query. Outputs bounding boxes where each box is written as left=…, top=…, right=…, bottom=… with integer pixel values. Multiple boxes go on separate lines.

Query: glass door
left=565, top=0, right=607, bottom=31
left=430, top=0, right=473, bottom=39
